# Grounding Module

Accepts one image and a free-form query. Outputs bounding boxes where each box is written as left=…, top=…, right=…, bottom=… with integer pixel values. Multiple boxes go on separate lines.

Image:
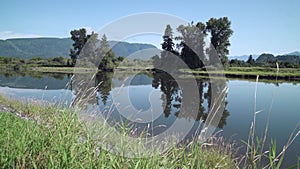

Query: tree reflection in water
left=73, top=71, right=230, bottom=138
left=152, top=71, right=229, bottom=128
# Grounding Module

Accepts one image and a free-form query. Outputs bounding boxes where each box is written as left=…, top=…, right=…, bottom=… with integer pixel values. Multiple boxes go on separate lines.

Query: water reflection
left=73, top=71, right=230, bottom=135
left=152, top=71, right=230, bottom=128
left=0, top=71, right=71, bottom=89
left=95, top=72, right=113, bottom=105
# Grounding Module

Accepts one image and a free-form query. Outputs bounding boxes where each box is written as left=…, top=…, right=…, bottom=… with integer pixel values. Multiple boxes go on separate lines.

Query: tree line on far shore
left=230, top=53, right=300, bottom=68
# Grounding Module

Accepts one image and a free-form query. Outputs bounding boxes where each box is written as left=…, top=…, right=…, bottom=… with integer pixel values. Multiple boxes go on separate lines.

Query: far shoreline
left=1, top=65, right=300, bottom=82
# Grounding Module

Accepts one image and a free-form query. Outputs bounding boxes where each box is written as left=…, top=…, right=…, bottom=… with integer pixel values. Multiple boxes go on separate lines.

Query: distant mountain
left=229, top=52, right=300, bottom=62
left=0, top=38, right=73, bottom=59
left=109, top=41, right=158, bottom=58
left=256, top=53, right=300, bottom=64
left=228, top=54, right=259, bottom=61
left=255, top=53, right=276, bottom=63
left=286, top=51, right=300, bottom=56
left=0, top=38, right=157, bottom=59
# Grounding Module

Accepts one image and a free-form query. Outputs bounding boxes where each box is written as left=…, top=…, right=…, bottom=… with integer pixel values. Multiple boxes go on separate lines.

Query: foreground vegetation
left=0, top=96, right=235, bottom=168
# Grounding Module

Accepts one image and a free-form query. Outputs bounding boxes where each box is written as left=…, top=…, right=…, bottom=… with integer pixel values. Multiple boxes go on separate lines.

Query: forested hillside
left=0, top=38, right=157, bottom=59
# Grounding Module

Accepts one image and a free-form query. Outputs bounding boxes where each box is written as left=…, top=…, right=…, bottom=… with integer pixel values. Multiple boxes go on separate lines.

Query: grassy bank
left=0, top=65, right=153, bottom=74
left=1, top=58, right=300, bottom=80
left=183, top=67, right=300, bottom=80
left=31, top=66, right=97, bottom=74
left=0, top=96, right=236, bottom=168
left=0, top=64, right=97, bottom=74
left=0, top=92, right=299, bottom=168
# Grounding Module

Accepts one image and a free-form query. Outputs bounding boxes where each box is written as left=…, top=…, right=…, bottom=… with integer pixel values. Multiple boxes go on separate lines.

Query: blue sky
left=0, top=0, right=299, bottom=56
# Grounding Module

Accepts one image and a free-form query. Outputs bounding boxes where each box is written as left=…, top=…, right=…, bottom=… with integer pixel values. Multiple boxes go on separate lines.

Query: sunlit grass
left=182, top=67, right=300, bottom=79
left=0, top=96, right=235, bottom=168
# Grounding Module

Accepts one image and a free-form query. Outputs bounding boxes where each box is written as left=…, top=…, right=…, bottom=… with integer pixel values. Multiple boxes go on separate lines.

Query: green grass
left=2, top=61, right=300, bottom=79
left=227, top=67, right=300, bottom=77
left=0, top=96, right=235, bottom=168
left=182, top=67, right=300, bottom=81
left=0, top=64, right=96, bottom=74
left=0, top=64, right=153, bottom=74
left=31, top=66, right=97, bottom=73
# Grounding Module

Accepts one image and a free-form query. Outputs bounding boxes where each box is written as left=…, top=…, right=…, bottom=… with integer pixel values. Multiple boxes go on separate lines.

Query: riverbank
left=182, top=67, right=300, bottom=81
left=1, top=62, right=300, bottom=80
left=0, top=95, right=236, bottom=168
left=16, top=66, right=300, bottom=80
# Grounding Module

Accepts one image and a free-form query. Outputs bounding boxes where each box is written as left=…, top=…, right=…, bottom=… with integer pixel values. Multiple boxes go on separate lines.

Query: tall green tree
left=97, top=34, right=118, bottom=71
left=246, top=55, right=255, bottom=66
left=78, top=32, right=100, bottom=67
left=69, top=28, right=90, bottom=66
left=206, top=17, right=233, bottom=68
left=158, top=25, right=178, bottom=69
left=176, top=22, right=206, bottom=69
left=161, top=24, right=175, bottom=53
